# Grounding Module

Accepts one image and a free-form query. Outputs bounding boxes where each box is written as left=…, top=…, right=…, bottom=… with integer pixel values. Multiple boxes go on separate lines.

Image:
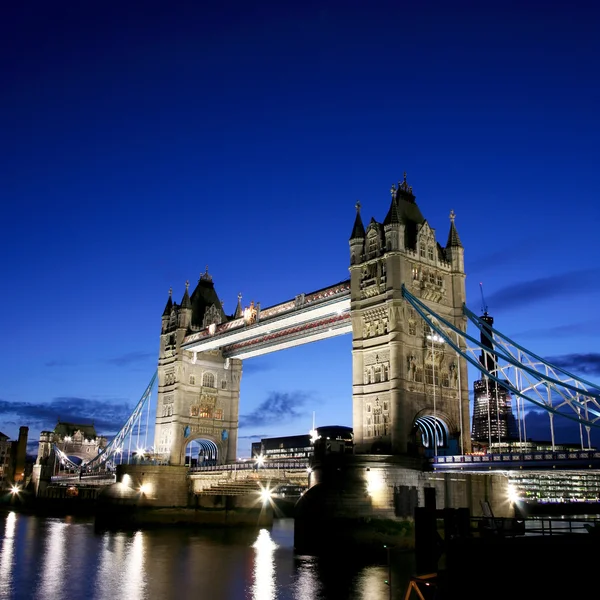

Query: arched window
left=189, top=375, right=196, bottom=385
left=202, top=372, right=215, bottom=388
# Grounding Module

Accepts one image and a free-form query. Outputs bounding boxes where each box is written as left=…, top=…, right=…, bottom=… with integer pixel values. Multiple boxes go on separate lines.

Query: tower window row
left=412, top=266, right=444, bottom=287
left=187, top=373, right=226, bottom=389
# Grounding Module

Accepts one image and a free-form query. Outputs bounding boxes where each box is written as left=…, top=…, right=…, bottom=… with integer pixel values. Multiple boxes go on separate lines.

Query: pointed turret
left=446, top=209, right=463, bottom=248
left=178, top=281, right=193, bottom=330
left=181, top=281, right=192, bottom=308
left=445, top=209, right=464, bottom=273
left=234, top=293, right=243, bottom=319
left=349, top=201, right=365, bottom=240
left=349, top=201, right=365, bottom=266
left=162, top=288, right=173, bottom=316
left=383, top=186, right=402, bottom=226
left=383, top=184, right=404, bottom=252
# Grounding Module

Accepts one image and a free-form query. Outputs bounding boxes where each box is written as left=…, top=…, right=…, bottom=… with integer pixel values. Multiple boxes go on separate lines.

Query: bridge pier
left=294, top=453, right=513, bottom=555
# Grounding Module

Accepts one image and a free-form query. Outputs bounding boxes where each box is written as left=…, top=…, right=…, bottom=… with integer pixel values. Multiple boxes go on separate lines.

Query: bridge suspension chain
left=85, top=370, right=158, bottom=471
left=401, top=286, right=600, bottom=447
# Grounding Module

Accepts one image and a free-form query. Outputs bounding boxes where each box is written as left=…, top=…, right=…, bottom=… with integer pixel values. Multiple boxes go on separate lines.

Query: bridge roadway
left=181, top=280, right=351, bottom=359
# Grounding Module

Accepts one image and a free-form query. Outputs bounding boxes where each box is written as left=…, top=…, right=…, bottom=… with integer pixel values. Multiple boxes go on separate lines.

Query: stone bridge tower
left=154, top=268, right=242, bottom=466
left=349, top=174, right=470, bottom=456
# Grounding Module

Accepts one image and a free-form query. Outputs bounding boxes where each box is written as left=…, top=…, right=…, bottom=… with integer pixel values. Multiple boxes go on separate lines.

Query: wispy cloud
left=45, top=359, right=76, bottom=367
left=0, top=397, right=133, bottom=435
left=239, top=391, right=310, bottom=428
left=466, top=237, right=542, bottom=276
left=544, top=353, right=600, bottom=377
left=105, top=351, right=155, bottom=367
left=485, top=268, right=600, bottom=312
left=242, top=361, right=273, bottom=375
left=510, top=321, right=600, bottom=341
left=238, top=434, right=266, bottom=440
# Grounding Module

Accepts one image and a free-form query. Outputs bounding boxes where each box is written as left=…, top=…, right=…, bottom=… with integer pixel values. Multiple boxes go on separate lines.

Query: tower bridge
left=34, top=174, right=600, bottom=521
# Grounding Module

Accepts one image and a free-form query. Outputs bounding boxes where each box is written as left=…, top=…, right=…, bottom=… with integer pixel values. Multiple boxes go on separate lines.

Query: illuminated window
left=412, top=266, right=419, bottom=280
left=199, top=406, right=212, bottom=419
left=202, top=372, right=215, bottom=388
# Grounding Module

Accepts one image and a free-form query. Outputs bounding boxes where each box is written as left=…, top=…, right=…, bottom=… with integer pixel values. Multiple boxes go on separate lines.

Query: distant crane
left=479, top=282, right=488, bottom=316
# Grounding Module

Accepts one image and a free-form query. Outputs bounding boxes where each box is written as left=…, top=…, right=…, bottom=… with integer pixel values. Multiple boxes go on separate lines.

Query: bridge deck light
left=259, top=487, right=272, bottom=503
left=10, top=485, right=20, bottom=495
left=255, top=454, right=265, bottom=466
left=139, top=483, right=152, bottom=495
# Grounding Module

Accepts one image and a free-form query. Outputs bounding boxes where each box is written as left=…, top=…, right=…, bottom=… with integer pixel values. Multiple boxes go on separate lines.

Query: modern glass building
left=471, top=312, right=518, bottom=447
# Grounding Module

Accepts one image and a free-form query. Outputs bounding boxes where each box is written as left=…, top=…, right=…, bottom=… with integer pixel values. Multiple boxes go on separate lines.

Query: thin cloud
left=485, top=268, right=600, bottom=312
left=105, top=351, right=155, bottom=367
left=466, top=237, right=542, bottom=275
left=0, top=397, right=133, bottom=435
left=45, top=359, right=76, bottom=367
left=544, top=353, right=600, bottom=377
left=238, top=434, right=266, bottom=440
left=239, top=391, right=310, bottom=428
left=242, top=361, right=273, bottom=375
left=510, top=321, right=600, bottom=341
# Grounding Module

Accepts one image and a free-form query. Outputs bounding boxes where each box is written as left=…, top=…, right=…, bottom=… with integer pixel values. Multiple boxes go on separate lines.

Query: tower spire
left=349, top=201, right=365, bottom=240
left=162, top=287, right=173, bottom=316
left=446, top=209, right=463, bottom=247
left=181, top=280, right=192, bottom=309
left=234, top=292, right=243, bottom=318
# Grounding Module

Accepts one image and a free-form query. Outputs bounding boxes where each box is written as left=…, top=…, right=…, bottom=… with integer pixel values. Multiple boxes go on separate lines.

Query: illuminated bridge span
left=40, top=175, right=600, bottom=482
left=182, top=280, right=351, bottom=359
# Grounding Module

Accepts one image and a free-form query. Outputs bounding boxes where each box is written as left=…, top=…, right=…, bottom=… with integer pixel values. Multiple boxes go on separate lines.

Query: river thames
left=0, top=511, right=416, bottom=600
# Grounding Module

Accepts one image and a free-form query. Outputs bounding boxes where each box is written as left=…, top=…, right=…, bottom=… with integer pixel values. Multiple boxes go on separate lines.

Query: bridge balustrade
left=432, top=450, right=600, bottom=466
left=189, top=460, right=309, bottom=473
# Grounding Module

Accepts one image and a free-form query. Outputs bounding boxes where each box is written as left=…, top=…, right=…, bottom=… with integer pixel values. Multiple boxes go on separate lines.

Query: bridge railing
left=189, top=460, right=310, bottom=473
left=432, top=450, right=600, bottom=466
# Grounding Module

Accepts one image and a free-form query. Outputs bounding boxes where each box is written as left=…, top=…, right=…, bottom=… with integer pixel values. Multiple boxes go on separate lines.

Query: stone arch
left=181, top=433, right=221, bottom=467
left=407, top=410, right=454, bottom=457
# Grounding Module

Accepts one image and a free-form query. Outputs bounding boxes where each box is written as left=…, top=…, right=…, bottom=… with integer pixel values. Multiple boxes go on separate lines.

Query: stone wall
left=117, top=464, right=189, bottom=507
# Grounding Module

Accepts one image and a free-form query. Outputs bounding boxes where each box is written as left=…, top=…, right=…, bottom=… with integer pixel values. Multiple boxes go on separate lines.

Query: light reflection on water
left=0, top=511, right=412, bottom=600
left=0, top=512, right=16, bottom=597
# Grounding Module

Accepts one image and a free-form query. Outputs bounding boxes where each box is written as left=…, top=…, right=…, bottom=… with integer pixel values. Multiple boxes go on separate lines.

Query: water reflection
left=0, top=515, right=417, bottom=599
left=121, top=531, right=146, bottom=600
left=293, top=556, right=321, bottom=599
left=0, top=512, right=16, bottom=597
left=94, top=531, right=146, bottom=600
left=36, top=520, right=67, bottom=599
left=251, top=529, right=277, bottom=600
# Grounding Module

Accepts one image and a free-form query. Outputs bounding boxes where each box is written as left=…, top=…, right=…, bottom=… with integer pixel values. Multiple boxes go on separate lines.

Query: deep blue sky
left=2, top=1, right=600, bottom=457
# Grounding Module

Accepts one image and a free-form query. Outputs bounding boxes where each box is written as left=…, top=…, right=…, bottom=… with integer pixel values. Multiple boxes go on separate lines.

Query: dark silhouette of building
left=471, top=312, right=518, bottom=448
left=0, top=426, right=28, bottom=486
left=251, top=426, right=353, bottom=463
